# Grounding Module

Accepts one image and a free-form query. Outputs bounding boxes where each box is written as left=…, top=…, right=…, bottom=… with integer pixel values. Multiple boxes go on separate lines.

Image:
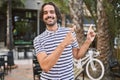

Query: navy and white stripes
left=33, top=27, right=79, bottom=80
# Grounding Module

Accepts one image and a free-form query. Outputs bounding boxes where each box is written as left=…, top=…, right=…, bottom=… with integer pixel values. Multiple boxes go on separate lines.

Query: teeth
left=48, top=18, right=53, bottom=20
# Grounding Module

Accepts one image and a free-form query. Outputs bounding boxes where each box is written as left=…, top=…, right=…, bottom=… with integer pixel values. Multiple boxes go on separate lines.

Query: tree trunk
left=6, top=0, right=15, bottom=66
left=69, top=0, right=84, bottom=46
left=6, top=2, right=10, bottom=49
left=97, top=0, right=111, bottom=79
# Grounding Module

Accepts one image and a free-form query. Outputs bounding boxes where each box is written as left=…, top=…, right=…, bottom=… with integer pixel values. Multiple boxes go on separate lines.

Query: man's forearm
left=77, top=39, right=91, bottom=59
left=39, top=42, right=66, bottom=72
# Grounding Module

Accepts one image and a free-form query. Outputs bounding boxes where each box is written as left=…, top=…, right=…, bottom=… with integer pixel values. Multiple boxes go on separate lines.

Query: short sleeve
left=33, top=37, right=46, bottom=55
left=71, top=32, right=79, bottom=48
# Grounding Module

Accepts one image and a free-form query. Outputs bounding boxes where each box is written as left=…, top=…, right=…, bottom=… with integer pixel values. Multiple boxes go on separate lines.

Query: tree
left=96, top=0, right=111, bottom=79
left=0, top=0, right=25, bottom=47
left=96, top=1, right=120, bottom=79
left=0, top=0, right=25, bottom=67
left=0, top=0, right=25, bottom=13
left=84, top=0, right=120, bottom=79
left=108, top=0, right=120, bottom=47
left=69, top=0, right=85, bottom=46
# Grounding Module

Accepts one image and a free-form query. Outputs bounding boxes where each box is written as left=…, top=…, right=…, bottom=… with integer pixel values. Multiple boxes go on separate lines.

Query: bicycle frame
left=74, top=48, right=99, bottom=69
left=74, top=48, right=104, bottom=80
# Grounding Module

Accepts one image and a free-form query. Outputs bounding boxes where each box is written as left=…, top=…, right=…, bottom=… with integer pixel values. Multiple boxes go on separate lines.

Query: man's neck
left=46, top=24, right=58, bottom=31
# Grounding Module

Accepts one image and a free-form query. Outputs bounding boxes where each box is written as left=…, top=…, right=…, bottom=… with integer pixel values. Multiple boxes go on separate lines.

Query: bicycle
left=74, top=48, right=105, bottom=80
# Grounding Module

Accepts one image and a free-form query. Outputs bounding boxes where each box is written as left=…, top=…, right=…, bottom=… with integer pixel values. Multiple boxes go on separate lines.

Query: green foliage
left=0, top=0, right=7, bottom=14
left=15, top=21, right=31, bottom=35
left=12, top=0, right=25, bottom=8
left=84, top=0, right=97, bottom=14
left=104, top=0, right=120, bottom=37
left=84, top=0, right=120, bottom=38
left=0, top=0, right=25, bottom=14
left=83, top=0, right=97, bottom=24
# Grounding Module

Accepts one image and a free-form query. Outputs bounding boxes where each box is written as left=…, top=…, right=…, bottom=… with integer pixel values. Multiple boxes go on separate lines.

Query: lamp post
left=37, top=1, right=41, bottom=35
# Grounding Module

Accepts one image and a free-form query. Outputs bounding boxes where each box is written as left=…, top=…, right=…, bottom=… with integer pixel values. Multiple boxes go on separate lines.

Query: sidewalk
left=5, top=59, right=34, bottom=80
left=0, top=42, right=34, bottom=80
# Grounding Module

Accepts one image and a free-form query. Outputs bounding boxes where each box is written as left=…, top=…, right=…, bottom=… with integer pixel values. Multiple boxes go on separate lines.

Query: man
left=33, top=2, right=96, bottom=80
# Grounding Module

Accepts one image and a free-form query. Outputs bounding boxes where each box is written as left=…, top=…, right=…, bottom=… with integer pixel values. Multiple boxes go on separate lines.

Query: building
left=0, top=0, right=44, bottom=46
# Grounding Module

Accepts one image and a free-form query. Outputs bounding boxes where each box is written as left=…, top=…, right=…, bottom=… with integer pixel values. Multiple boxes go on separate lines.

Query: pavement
left=0, top=48, right=37, bottom=80
left=0, top=42, right=35, bottom=80
left=5, top=59, right=34, bottom=80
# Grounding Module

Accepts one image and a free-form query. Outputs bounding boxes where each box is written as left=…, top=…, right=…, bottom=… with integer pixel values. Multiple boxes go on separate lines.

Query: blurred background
left=0, top=0, right=120, bottom=80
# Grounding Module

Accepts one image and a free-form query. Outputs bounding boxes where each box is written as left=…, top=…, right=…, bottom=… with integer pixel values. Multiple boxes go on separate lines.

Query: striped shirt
left=33, top=27, right=79, bottom=80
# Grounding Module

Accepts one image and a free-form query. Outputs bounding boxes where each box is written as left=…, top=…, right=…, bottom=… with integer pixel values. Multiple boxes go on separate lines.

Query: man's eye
left=43, top=10, right=55, bottom=14
left=43, top=11, right=47, bottom=14
left=50, top=10, right=55, bottom=14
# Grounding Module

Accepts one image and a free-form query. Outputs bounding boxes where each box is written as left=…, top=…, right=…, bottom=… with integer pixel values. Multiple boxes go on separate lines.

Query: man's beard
left=44, top=16, right=57, bottom=26
left=46, top=21, right=56, bottom=26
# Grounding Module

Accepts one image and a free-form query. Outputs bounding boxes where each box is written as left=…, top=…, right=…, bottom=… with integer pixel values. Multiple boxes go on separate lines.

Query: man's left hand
left=87, top=24, right=96, bottom=42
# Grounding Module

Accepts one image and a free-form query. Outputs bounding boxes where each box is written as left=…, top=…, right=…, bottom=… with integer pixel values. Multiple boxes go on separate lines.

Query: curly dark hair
left=40, top=2, right=62, bottom=22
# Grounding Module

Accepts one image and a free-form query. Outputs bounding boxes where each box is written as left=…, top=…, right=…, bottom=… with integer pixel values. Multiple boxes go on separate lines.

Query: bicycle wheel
left=86, top=58, right=105, bottom=80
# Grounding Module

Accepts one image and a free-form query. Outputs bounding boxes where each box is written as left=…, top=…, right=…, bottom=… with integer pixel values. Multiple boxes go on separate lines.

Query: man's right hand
left=62, top=32, right=75, bottom=47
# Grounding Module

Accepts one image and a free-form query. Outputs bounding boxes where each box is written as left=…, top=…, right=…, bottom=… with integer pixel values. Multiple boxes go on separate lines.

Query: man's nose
left=47, top=12, right=52, bottom=16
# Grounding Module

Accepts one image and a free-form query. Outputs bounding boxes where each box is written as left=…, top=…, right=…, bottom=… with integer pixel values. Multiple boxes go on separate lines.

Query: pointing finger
left=69, top=25, right=76, bottom=32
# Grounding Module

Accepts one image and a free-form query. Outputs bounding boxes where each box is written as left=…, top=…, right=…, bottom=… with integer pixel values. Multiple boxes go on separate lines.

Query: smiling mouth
left=45, top=16, right=54, bottom=20
left=47, top=18, right=53, bottom=20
